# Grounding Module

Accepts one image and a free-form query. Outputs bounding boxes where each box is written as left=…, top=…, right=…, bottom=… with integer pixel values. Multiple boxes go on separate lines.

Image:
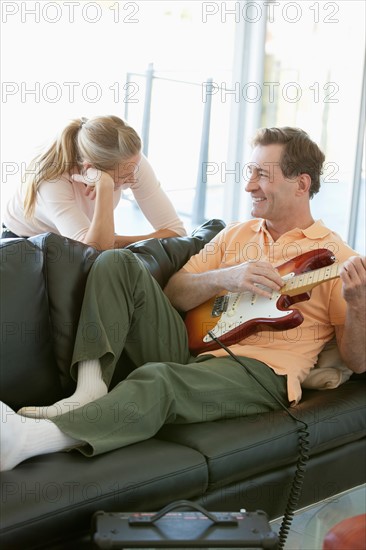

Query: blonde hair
left=23, top=115, right=141, bottom=218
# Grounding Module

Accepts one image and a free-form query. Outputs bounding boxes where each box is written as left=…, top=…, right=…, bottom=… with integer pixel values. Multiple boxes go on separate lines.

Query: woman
left=2, top=115, right=186, bottom=249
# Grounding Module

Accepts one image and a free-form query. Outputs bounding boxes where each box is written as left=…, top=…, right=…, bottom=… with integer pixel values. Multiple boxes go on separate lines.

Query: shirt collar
left=251, top=218, right=332, bottom=239
left=300, top=219, right=331, bottom=239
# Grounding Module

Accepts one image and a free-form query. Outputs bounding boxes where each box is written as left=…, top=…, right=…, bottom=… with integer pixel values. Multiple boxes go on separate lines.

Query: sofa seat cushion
left=0, top=439, right=208, bottom=549
left=156, top=381, right=366, bottom=489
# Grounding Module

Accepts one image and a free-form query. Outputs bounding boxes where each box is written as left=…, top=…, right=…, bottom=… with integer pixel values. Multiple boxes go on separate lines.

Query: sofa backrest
left=0, top=219, right=226, bottom=409
left=0, top=238, right=64, bottom=410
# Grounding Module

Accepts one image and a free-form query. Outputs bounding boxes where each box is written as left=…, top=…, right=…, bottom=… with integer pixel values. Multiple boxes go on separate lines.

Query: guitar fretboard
left=281, top=262, right=342, bottom=296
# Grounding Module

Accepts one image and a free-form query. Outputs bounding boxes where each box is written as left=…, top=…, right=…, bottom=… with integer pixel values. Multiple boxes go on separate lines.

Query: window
left=1, top=0, right=236, bottom=233
left=1, top=1, right=365, bottom=251
left=261, top=0, right=365, bottom=247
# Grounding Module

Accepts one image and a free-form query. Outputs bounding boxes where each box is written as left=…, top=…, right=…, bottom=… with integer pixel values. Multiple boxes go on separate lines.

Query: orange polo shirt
left=183, top=219, right=357, bottom=404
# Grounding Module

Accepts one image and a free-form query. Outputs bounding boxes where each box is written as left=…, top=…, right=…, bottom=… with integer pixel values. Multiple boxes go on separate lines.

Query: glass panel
left=0, top=1, right=236, bottom=234
left=260, top=0, right=365, bottom=244
left=354, top=138, right=366, bottom=253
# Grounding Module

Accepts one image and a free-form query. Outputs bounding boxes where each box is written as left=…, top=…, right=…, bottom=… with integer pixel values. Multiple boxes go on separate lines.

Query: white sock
left=18, top=359, right=108, bottom=419
left=0, top=402, right=81, bottom=471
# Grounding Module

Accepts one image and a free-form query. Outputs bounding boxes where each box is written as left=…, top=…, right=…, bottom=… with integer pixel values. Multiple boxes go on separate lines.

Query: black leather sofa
left=1, top=220, right=365, bottom=549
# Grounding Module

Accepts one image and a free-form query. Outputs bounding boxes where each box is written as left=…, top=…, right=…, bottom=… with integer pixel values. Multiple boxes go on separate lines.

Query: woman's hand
left=71, top=166, right=114, bottom=200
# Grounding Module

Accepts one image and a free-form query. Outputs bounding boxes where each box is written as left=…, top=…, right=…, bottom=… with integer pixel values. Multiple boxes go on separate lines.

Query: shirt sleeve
left=126, top=155, right=186, bottom=236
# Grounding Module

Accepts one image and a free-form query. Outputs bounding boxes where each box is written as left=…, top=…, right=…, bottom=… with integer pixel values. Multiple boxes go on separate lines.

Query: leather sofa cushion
left=0, top=239, right=63, bottom=410
left=156, top=380, right=366, bottom=489
left=1, top=219, right=226, bottom=406
left=0, top=439, right=208, bottom=549
left=126, top=218, right=226, bottom=288
left=29, top=233, right=100, bottom=393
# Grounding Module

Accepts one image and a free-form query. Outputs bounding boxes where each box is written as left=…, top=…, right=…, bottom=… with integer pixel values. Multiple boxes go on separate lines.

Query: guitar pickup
left=211, top=295, right=230, bottom=317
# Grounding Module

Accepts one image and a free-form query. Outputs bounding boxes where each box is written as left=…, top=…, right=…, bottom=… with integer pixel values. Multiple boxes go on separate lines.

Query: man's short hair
left=251, top=127, right=325, bottom=198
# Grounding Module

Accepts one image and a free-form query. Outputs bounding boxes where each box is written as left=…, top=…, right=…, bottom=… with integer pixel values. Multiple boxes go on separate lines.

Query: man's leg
left=71, top=249, right=192, bottom=376
left=19, top=249, right=191, bottom=418
left=2, top=357, right=287, bottom=470
left=52, top=356, right=288, bottom=457
left=0, top=402, right=81, bottom=471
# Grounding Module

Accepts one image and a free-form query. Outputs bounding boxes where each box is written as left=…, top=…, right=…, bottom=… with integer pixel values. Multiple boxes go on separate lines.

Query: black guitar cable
left=207, top=330, right=310, bottom=550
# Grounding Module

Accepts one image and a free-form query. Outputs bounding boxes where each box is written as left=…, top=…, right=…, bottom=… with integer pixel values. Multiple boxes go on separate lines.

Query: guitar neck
left=281, top=262, right=343, bottom=296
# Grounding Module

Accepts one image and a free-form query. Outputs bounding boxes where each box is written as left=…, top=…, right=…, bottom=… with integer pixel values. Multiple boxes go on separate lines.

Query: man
left=1, top=127, right=365, bottom=471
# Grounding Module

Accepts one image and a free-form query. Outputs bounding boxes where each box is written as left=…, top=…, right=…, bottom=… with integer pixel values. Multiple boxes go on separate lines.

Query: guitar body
left=185, top=248, right=335, bottom=355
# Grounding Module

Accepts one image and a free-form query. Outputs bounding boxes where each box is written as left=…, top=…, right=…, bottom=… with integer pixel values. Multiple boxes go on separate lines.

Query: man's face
left=245, top=144, right=299, bottom=222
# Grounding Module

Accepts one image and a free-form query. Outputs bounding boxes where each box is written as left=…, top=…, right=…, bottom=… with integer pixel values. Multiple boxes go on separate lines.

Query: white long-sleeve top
left=3, top=155, right=186, bottom=240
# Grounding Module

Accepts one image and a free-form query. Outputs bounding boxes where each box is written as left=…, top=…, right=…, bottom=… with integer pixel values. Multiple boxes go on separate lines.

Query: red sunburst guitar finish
left=185, top=248, right=341, bottom=355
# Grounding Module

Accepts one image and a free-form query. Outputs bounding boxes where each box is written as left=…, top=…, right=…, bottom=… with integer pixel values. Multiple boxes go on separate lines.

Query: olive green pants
left=53, top=250, right=288, bottom=456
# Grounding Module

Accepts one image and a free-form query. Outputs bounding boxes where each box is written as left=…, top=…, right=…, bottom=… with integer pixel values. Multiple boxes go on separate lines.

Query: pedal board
left=92, top=500, right=278, bottom=548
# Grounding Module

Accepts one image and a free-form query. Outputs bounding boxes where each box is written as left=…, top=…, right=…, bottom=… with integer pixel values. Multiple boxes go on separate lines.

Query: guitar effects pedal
left=92, top=500, right=278, bottom=548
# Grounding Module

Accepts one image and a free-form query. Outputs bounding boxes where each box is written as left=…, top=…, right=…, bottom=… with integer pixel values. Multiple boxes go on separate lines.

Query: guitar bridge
left=211, top=295, right=230, bottom=317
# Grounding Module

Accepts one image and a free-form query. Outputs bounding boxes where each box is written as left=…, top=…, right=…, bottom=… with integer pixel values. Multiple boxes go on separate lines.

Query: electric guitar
left=184, top=248, right=343, bottom=355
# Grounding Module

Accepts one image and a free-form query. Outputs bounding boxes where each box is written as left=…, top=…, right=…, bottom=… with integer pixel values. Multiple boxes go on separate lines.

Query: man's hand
left=223, top=260, right=284, bottom=298
left=337, top=255, right=366, bottom=373
left=165, top=260, right=284, bottom=312
left=340, top=256, right=366, bottom=305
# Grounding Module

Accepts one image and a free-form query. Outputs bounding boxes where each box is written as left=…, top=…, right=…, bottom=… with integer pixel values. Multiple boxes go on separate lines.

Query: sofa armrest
left=126, top=219, right=226, bottom=288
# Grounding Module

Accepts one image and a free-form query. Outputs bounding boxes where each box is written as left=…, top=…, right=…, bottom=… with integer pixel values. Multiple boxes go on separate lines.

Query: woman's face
left=106, top=153, right=142, bottom=189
